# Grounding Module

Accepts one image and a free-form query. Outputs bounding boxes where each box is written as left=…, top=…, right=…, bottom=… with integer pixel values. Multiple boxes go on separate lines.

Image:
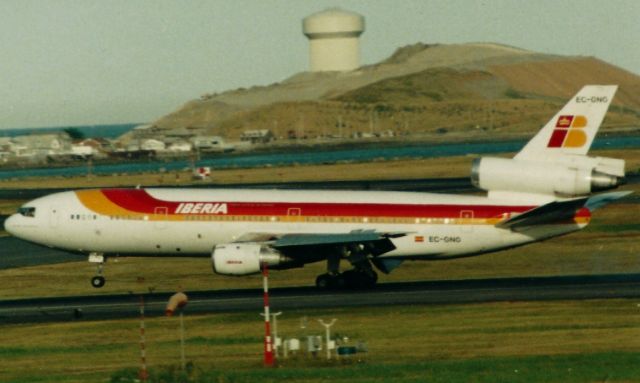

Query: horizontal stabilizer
left=496, top=197, right=588, bottom=230
left=585, top=191, right=633, bottom=211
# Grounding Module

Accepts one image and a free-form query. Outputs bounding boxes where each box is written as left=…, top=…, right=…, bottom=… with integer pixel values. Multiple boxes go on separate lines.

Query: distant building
left=241, top=129, right=274, bottom=144
left=9, top=144, right=33, bottom=158
left=0, top=138, right=12, bottom=157
left=12, top=132, right=72, bottom=156
left=140, top=139, right=166, bottom=151
left=192, top=136, right=234, bottom=152
left=0, top=138, right=11, bottom=162
left=70, top=145, right=94, bottom=158
left=76, top=137, right=112, bottom=149
left=132, top=124, right=160, bottom=139
left=167, top=141, right=192, bottom=152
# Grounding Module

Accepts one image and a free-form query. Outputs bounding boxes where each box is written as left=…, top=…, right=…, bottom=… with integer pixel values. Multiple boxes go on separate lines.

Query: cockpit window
left=18, top=207, right=36, bottom=217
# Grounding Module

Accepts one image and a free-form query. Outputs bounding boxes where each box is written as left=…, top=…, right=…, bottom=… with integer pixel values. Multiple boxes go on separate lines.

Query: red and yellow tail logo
left=547, top=115, right=588, bottom=148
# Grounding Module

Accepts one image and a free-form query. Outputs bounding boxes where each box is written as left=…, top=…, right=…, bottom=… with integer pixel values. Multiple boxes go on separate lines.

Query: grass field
left=1, top=300, right=639, bottom=382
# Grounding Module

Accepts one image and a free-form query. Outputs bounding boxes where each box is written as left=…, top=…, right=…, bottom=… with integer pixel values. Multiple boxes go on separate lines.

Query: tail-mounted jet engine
left=471, top=156, right=625, bottom=197
left=212, top=243, right=294, bottom=276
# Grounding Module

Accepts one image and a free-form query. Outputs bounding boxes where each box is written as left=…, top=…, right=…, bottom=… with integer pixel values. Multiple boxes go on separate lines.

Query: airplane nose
left=4, top=214, right=18, bottom=236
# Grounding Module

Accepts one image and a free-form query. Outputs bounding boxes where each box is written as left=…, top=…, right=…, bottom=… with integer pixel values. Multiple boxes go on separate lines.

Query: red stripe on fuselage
left=100, top=189, right=535, bottom=219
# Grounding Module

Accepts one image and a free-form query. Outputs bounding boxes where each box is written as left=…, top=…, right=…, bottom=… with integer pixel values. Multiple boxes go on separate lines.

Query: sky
left=1, top=0, right=638, bottom=130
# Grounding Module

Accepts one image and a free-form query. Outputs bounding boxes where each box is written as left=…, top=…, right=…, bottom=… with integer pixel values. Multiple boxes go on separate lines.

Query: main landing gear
left=88, top=253, right=106, bottom=288
left=315, top=269, right=378, bottom=289
left=315, top=250, right=378, bottom=289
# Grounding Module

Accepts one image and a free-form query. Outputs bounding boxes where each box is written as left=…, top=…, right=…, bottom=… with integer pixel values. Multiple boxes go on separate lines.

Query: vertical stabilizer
left=515, top=85, right=617, bottom=160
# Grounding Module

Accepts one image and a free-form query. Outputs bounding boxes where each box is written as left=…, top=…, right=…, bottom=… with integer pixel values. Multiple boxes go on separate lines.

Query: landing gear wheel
left=315, top=273, right=346, bottom=289
left=316, top=274, right=330, bottom=289
left=343, top=269, right=378, bottom=289
left=91, top=276, right=106, bottom=288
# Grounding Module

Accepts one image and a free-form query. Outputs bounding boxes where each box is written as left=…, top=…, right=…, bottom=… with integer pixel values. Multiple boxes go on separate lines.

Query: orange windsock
left=165, top=292, right=188, bottom=316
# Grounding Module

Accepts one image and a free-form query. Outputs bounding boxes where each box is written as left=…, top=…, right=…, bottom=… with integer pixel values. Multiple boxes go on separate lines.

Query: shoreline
left=1, top=132, right=639, bottom=181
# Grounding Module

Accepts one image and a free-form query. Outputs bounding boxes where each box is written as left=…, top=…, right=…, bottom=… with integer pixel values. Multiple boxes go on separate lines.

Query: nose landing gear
left=91, top=275, right=105, bottom=288
left=88, top=253, right=106, bottom=288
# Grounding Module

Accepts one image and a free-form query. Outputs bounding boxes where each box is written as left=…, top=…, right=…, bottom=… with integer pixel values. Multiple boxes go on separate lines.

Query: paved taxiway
left=1, top=274, right=639, bottom=324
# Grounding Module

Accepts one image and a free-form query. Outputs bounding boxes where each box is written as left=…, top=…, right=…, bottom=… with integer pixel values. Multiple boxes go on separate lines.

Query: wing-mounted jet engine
left=212, top=243, right=295, bottom=275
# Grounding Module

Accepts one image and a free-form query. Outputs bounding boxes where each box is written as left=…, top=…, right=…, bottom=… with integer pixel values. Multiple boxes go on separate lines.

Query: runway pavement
left=0, top=236, right=80, bottom=270
left=1, top=274, right=639, bottom=324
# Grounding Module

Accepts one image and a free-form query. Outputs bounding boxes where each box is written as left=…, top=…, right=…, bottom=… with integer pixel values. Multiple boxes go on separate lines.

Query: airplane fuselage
left=5, top=188, right=588, bottom=261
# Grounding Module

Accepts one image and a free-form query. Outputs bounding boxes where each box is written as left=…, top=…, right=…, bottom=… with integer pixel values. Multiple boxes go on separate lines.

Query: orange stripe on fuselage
left=76, top=189, right=132, bottom=216
left=75, top=190, right=183, bottom=221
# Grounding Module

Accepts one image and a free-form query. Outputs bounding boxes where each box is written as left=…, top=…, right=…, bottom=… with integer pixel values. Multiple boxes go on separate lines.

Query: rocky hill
left=143, top=43, right=640, bottom=144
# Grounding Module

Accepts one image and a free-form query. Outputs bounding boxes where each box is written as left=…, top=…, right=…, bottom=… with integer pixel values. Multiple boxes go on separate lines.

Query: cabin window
left=18, top=207, right=36, bottom=217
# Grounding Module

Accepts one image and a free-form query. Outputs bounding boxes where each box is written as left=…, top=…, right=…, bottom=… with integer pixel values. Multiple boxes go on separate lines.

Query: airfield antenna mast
left=318, top=318, right=337, bottom=360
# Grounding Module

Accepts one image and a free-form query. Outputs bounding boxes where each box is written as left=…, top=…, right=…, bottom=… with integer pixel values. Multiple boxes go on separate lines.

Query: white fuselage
left=5, top=188, right=586, bottom=261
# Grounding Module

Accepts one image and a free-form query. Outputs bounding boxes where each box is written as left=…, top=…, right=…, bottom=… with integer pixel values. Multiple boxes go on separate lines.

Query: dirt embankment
left=488, top=57, right=640, bottom=109
left=144, top=43, right=640, bottom=144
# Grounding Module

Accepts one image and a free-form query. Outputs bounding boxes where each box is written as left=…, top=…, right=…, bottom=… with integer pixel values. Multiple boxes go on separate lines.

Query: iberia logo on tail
left=547, top=115, right=588, bottom=148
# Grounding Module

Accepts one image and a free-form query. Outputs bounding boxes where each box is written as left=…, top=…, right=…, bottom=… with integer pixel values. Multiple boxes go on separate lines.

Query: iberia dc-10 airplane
left=5, top=85, right=631, bottom=289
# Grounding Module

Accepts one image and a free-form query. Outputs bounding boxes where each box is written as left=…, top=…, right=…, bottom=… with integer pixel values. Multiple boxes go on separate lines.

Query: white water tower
left=302, top=8, right=365, bottom=72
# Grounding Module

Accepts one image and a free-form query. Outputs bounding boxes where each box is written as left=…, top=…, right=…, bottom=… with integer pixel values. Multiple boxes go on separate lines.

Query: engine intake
left=471, top=156, right=624, bottom=197
left=212, top=243, right=293, bottom=276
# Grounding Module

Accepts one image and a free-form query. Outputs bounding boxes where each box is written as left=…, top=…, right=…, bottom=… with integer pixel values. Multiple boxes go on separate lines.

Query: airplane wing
left=235, top=230, right=407, bottom=265
left=272, top=231, right=404, bottom=249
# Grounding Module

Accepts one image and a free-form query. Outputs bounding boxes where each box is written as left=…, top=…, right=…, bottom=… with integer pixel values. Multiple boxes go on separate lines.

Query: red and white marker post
left=166, top=292, right=189, bottom=371
left=138, top=295, right=149, bottom=382
left=262, top=262, right=275, bottom=366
